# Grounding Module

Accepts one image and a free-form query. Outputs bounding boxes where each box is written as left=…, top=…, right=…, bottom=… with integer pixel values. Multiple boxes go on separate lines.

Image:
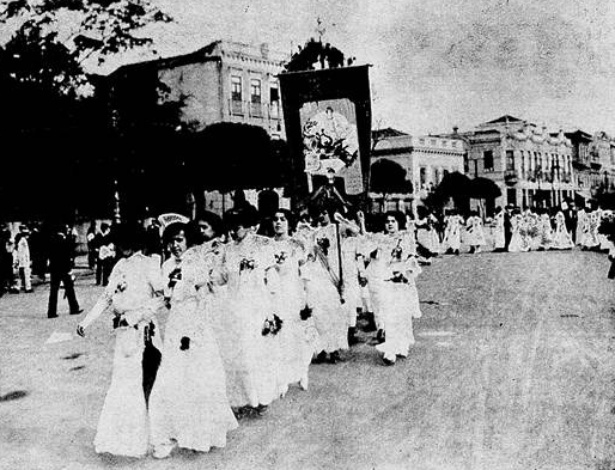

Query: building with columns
left=371, top=129, right=465, bottom=213
left=440, top=116, right=576, bottom=209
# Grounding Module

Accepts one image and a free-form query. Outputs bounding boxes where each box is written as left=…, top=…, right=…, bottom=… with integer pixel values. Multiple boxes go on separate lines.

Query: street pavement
left=1, top=249, right=614, bottom=470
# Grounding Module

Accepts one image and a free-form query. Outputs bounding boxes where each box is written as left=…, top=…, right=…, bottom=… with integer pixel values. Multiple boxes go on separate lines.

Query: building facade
left=100, top=40, right=288, bottom=139
left=444, top=116, right=576, bottom=209
left=371, top=129, right=465, bottom=213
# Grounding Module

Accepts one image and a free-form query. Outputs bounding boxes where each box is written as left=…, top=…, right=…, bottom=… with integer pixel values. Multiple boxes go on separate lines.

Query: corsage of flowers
left=275, top=251, right=288, bottom=265
left=299, top=305, right=313, bottom=321
left=167, top=267, right=182, bottom=289
left=387, top=270, right=409, bottom=284
left=262, top=314, right=284, bottom=336
left=317, top=237, right=330, bottom=255
left=391, top=245, right=403, bottom=261
left=239, top=258, right=256, bottom=272
left=115, top=276, right=128, bottom=294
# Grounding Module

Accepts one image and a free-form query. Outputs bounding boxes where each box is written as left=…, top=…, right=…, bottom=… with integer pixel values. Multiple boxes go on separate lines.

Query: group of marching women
left=75, top=206, right=423, bottom=459
left=413, top=205, right=614, bottom=255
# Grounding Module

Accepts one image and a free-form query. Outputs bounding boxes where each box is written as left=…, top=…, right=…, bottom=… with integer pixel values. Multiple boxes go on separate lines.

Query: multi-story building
left=371, top=128, right=465, bottom=212
left=98, top=40, right=288, bottom=139
left=565, top=130, right=615, bottom=203
left=441, top=115, right=576, bottom=209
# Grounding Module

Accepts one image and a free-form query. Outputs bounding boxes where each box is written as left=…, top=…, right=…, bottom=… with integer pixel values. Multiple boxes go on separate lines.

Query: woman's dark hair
left=224, top=205, right=259, bottom=231
left=112, top=223, right=145, bottom=251
left=273, top=208, right=297, bottom=234
left=163, top=222, right=198, bottom=248
left=384, top=210, right=406, bottom=230
left=194, top=210, right=224, bottom=238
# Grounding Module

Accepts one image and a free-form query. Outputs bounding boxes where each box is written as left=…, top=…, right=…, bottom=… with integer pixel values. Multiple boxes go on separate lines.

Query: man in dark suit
left=504, top=205, right=513, bottom=251
left=563, top=200, right=578, bottom=244
left=47, top=223, right=82, bottom=318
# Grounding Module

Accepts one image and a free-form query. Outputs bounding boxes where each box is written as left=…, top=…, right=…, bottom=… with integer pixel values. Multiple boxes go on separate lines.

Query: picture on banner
left=299, top=98, right=364, bottom=195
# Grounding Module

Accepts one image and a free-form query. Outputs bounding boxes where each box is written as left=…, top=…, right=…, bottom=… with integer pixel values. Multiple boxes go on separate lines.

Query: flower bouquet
left=386, top=270, right=409, bottom=284
left=262, top=314, right=284, bottom=336
left=299, top=305, right=313, bottom=320
left=316, top=237, right=330, bottom=256
left=275, top=251, right=288, bottom=265
left=239, top=258, right=256, bottom=272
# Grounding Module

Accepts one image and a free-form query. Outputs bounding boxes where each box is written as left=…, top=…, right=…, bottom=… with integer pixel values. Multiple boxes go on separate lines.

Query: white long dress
left=464, top=216, right=486, bottom=247
left=581, top=211, right=599, bottom=248
left=552, top=212, right=574, bottom=249
left=508, top=215, right=523, bottom=252
left=493, top=211, right=505, bottom=250
left=303, top=240, right=348, bottom=355
left=148, top=247, right=238, bottom=453
left=442, top=215, right=462, bottom=252
left=270, top=237, right=313, bottom=392
left=219, top=234, right=282, bottom=408
left=80, top=253, right=165, bottom=458
left=416, top=215, right=441, bottom=254
left=539, top=214, right=554, bottom=250
left=364, top=232, right=421, bottom=363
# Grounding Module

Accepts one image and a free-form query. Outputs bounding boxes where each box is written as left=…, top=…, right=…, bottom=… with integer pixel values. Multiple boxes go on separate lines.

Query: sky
left=31, top=0, right=615, bottom=137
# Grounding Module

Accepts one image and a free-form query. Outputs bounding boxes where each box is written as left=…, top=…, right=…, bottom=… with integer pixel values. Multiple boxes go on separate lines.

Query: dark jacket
left=47, top=232, right=75, bottom=275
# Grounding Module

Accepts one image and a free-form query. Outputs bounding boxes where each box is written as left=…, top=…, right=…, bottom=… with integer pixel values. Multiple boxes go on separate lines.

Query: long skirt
left=148, top=299, right=238, bottom=453
left=375, top=283, right=421, bottom=362
left=94, top=320, right=162, bottom=457
left=218, top=287, right=281, bottom=408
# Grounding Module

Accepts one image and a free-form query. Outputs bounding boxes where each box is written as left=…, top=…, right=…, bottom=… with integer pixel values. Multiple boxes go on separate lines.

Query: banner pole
left=335, top=216, right=344, bottom=303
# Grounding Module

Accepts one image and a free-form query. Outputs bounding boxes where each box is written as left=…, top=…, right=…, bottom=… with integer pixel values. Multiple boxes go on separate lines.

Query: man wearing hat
left=504, top=205, right=514, bottom=251
left=47, top=223, right=82, bottom=318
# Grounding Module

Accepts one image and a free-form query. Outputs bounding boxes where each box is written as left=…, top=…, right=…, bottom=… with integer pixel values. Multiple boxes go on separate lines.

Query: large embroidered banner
left=279, top=66, right=372, bottom=198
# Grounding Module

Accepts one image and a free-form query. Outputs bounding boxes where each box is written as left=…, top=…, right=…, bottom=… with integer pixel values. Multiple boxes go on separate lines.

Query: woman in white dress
left=303, top=211, right=349, bottom=364
left=415, top=208, right=441, bottom=257
left=442, top=210, right=463, bottom=255
left=576, top=207, right=587, bottom=246
left=268, top=210, right=315, bottom=392
left=508, top=210, right=524, bottom=252
left=538, top=209, right=554, bottom=251
left=363, top=211, right=422, bottom=365
left=218, top=206, right=282, bottom=414
left=464, top=211, right=486, bottom=253
left=76, top=224, right=165, bottom=458
left=552, top=211, right=574, bottom=250
left=493, top=207, right=506, bottom=251
left=148, top=223, right=238, bottom=459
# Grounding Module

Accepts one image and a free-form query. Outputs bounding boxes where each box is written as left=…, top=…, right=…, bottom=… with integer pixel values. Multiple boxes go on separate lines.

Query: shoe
left=382, top=357, right=395, bottom=366
left=24, top=289, right=33, bottom=293
left=48, top=314, right=58, bottom=319
left=363, top=313, right=377, bottom=332
left=299, top=376, right=309, bottom=391
left=312, top=351, right=328, bottom=364
left=70, top=309, right=84, bottom=315
left=328, top=351, right=341, bottom=363
left=347, top=327, right=360, bottom=346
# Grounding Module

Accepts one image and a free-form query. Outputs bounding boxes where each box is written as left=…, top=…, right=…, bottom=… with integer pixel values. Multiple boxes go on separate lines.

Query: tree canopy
left=284, top=38, right=347, bottom=72
left=370, top=158, right=413, bottom=194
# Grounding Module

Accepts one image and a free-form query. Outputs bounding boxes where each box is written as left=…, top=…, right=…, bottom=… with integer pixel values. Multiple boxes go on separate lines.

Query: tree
left=0, top=0, right=172, bottom=222
left=370, top=158, right=413, bottom=211
left=183, top=123, right=292, bottom=214
left=468, top=177, right=502, bottom=217
left=428, top=171, right=472, bottom=214
left=284, top=38, right=347, bottom=72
